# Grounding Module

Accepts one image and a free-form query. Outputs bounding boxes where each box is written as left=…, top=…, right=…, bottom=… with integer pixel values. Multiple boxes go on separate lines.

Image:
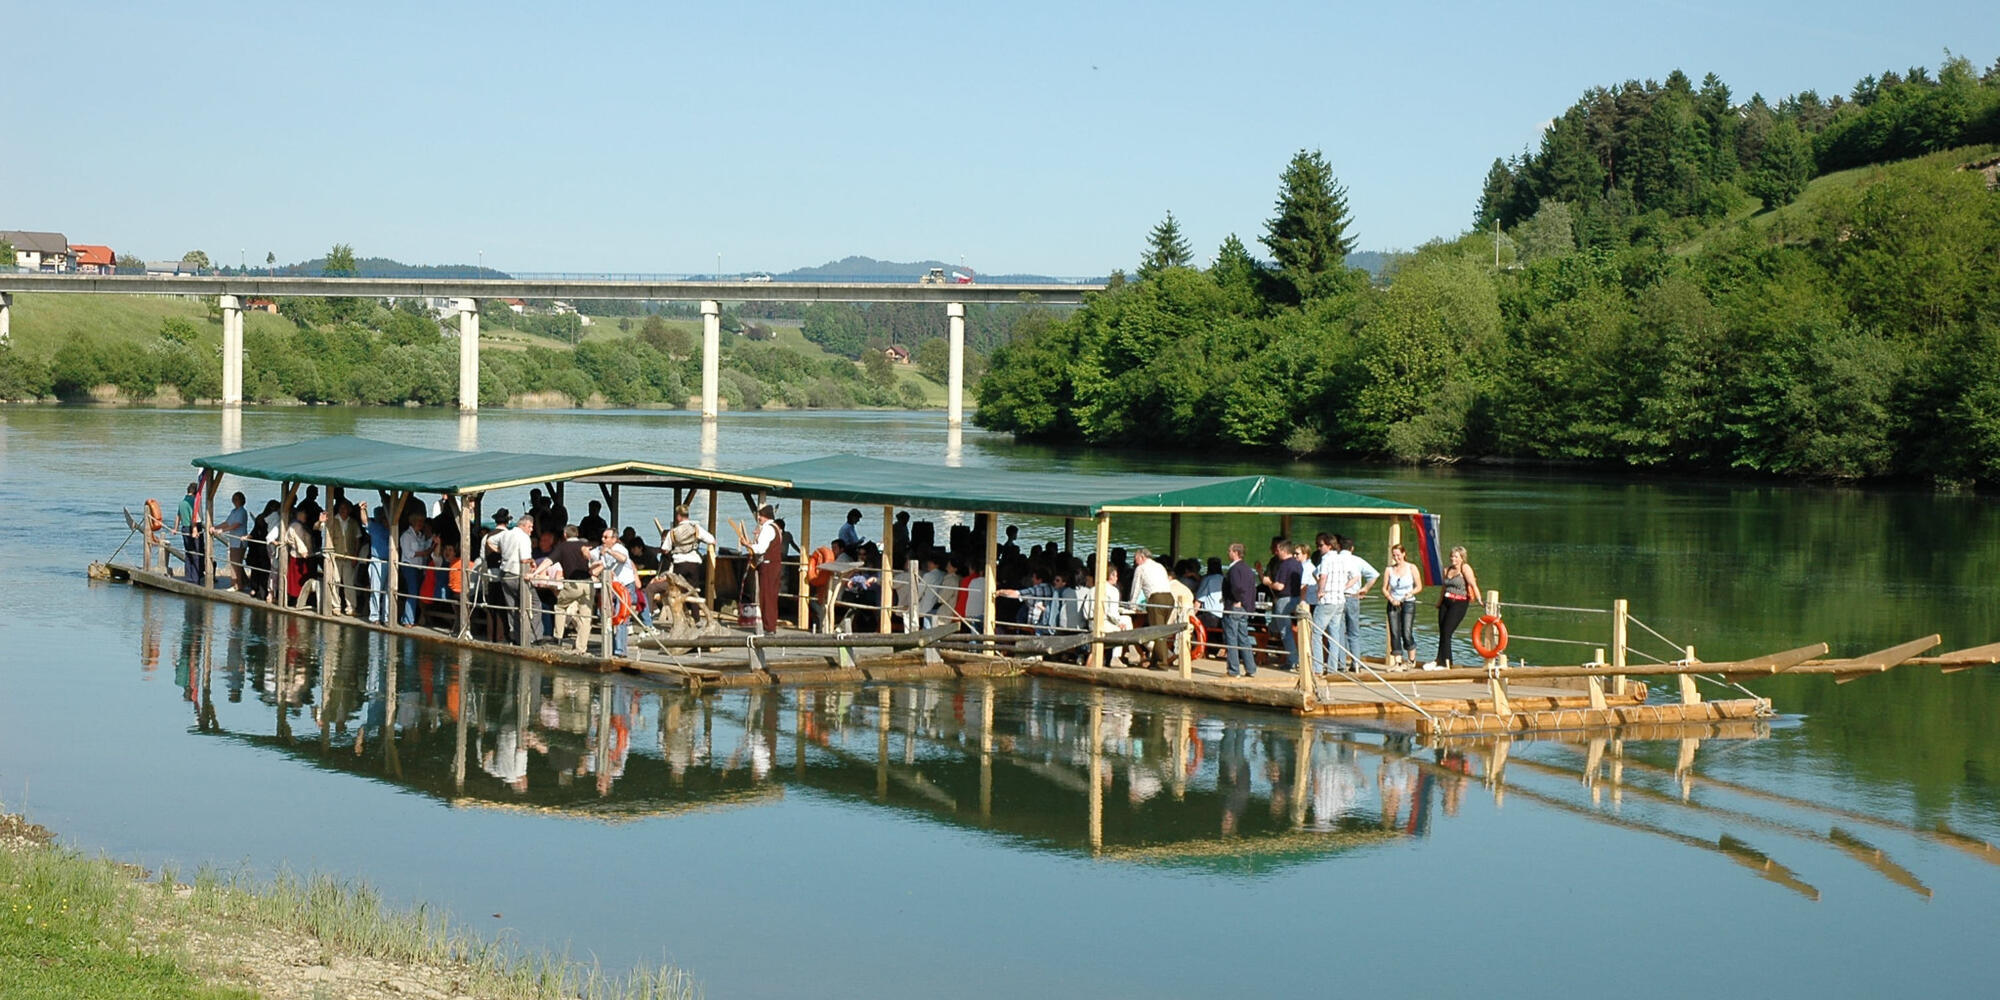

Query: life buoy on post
left=1472, top=614, right=1509, bottom=659
left=1189, top=617, right=1208, bottom=662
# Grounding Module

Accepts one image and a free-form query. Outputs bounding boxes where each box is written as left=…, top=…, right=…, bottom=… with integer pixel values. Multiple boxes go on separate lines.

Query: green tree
left=181, top=250, right=210, bottom=272
left=1137, top=211, right=1193, bottom=278
left=1745, top=120, right=1813, bottom=209
left=322, top=243, right=357, bottom=277
left=114, top=253, right=144, bottom=274
left=862, top=347, right=897, bottom=388
left=0, top=237, right=15, bottom=269
left=1262, top=149, right=1359, bottom=302
left=1514, top=201, right=1577, bottom=262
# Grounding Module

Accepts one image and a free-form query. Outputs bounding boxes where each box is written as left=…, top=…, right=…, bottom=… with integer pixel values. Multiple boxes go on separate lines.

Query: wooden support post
left=609, top=484, right=620, bottom=534
left=1678, top=644, right=1701, bottom=705
left=1087, top=688, right=1104, bottom=852
left=875, top=687, right=891, bottom=800
left=1064, top=518, right=1074, bottom=557
left=703, top=488, right=718, bottom=610
left=1295, top=613, right=1314, bottom=684
left=1586, top=675, right=1608, bottom=711
left=906, top=557, right=923, bottom=639
left=1089, top=514, right=1111, bottom=669
left=879, top=504, right=894, bottom=634
left=1177, top=612, right=1193, bottom=680
left=981, top=513, right=999, bottom=649
left=1169, top=513, right=1182, bottom=562
left=385, top=491, right=404, bottom=621
left=1612, top=598, right=1629, bottom=698
left=1280, top=514, right=1293, bottom=541
left=796, top=501, right=812, bottom=629
left=1483, top=589, right=1501, bottom=662
left=979, top=681, right=994, bottom=819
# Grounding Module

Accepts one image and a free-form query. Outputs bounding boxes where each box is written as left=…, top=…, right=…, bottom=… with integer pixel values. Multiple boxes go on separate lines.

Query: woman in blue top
left=1378, top=544, right=1423, bottom=669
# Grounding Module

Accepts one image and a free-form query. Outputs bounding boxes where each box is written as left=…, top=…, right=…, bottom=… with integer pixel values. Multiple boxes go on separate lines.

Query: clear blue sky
left=6, top=1, right=1990, bottom=275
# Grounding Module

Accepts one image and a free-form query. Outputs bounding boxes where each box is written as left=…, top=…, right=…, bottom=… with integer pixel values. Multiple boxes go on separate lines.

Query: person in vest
left=663, top=504, right=716, bottom=592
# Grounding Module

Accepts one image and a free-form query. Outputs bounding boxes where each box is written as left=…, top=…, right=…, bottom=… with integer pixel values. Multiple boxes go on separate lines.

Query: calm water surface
left=2, top=406, right=1998, bottom=998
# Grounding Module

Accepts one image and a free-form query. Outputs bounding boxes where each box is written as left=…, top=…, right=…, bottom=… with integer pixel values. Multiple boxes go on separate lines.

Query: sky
left=5, top=1, right=1991, bottom=276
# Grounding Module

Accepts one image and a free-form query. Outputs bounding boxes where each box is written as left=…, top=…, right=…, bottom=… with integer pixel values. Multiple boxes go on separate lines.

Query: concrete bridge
left=0, top=274, right=1102, bottom=425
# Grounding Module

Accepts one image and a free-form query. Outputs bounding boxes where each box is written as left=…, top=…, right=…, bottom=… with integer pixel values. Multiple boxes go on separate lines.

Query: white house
left=4, top=230, right=72, bottom=272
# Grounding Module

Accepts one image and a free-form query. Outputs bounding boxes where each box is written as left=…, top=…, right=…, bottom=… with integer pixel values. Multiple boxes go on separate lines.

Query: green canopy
left=738, top=454, right=1423, bottom=519
left=192, top=436, right=783, bottom=496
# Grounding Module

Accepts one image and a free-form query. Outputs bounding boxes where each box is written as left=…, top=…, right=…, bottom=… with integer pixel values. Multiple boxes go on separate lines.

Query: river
left=2, top=405, right=1996, bottom=998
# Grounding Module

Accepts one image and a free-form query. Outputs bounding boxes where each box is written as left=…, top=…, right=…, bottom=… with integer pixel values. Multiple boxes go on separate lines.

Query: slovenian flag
left=1410, top=513, right=1445, bottom=585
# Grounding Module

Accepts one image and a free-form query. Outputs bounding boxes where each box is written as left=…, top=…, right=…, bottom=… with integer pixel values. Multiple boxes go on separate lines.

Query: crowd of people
left=163, top=479, right=1486, bottom=672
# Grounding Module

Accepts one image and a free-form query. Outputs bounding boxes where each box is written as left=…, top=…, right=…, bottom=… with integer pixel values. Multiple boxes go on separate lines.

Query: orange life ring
left=1472, top=614, right=1509, bottom=659
left=144, top=498, right=164, bottom=533
left=1189, top=617, right=1208, bottom=661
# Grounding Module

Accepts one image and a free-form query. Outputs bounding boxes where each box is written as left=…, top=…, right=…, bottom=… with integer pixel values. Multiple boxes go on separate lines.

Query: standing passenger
left=364, top=504, right=391, bottom=624
left=1222, top=543, right=1258, bottom=678
left=1380, top=544, right=1422, bottom=668
left=750, top=504, right=783, bottom=635
left=176, top=481, right=205, bottom=584
left=1260, top=540, right=1302, bottom=670
left=1431, top=546, right=1480, bottom=668
left=213, top=492, right=249, bottom=592
left=1337, top=536, right=1378, bottom=672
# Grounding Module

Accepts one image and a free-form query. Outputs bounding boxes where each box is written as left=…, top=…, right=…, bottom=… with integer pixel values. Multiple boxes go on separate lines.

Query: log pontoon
left=98, top=435, right=1997, bottom=739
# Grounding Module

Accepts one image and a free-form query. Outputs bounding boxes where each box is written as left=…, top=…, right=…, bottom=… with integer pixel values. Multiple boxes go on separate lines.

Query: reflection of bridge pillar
left=218, top=295, right=242, bottom=406
left=454, top=298, right=479, bottom=412
left=700, top=300, right=720, bottom=420
left=0, top=291, right=11, bottom=346
left=946, top=302, right=965, bottom=427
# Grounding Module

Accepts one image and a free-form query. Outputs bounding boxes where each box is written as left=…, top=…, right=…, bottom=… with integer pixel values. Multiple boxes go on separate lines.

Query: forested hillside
left=977, top=54, right=2000, bottom=485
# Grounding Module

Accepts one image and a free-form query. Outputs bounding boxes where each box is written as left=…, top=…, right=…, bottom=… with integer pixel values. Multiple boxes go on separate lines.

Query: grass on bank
left=4, top=294, right=297, bottom=362
left=0, top=817, right=698, bottom=1000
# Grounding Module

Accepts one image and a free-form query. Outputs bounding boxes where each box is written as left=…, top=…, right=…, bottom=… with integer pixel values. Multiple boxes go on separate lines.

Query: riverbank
left=0, top=811, right=697, bottom=1000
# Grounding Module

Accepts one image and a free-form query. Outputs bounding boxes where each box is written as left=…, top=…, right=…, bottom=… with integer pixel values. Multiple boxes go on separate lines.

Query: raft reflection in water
left=156, top=595, right=1994, bottom=896
left=160, top=596, right=1470, bottom=867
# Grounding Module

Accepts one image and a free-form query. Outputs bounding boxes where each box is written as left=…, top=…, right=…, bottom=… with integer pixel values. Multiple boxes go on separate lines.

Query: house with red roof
left=71, top=244, right=116, bottom=274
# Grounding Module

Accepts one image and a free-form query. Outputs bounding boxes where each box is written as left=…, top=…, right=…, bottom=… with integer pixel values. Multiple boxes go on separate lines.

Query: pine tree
left=1137, top=211, right=1193, bottom=278
left=1262, top=149, right=1357, bottom=302
left=1474, top=158, right=1514, bottom=230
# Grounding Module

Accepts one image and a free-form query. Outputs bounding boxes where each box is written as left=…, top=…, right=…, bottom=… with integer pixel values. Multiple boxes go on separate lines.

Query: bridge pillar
left=700, top=300, right=720, bottom=420
left=946, top=302, right=966, bottom=427
left=454, top=298, right=480, bottom=412
left=0, top=291, right=11, bottom=347
left=218, top=295, right=242, bottom=407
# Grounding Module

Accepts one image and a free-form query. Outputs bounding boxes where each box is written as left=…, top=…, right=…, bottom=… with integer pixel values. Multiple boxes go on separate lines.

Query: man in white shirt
left=662, top=503, right=716, bottom=592
left=212, top=492, right=250, bottom=592
left=1311, top=533, right=1344, bottom=674
left=1129, top=547, right=1173, bottom=665
left=486, top=510, right=537, bottom=645
left=1336, top=536, right=1379, bottom=672
left=593, top=528, right=636, bottom=657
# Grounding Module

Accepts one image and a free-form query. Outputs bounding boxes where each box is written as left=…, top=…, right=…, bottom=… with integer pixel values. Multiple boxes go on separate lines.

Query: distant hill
left=779, top=255, right=1097, bottom=284
left=279, top=256, right=508, bottom=279
left=1344, top=250, right=1389, bottom=279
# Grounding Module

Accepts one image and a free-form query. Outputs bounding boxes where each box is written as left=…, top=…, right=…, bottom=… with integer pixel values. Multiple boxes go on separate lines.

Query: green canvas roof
left=736, top=454, right=1423, bottom=519
left=193, top=436, right=784, bottom=496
